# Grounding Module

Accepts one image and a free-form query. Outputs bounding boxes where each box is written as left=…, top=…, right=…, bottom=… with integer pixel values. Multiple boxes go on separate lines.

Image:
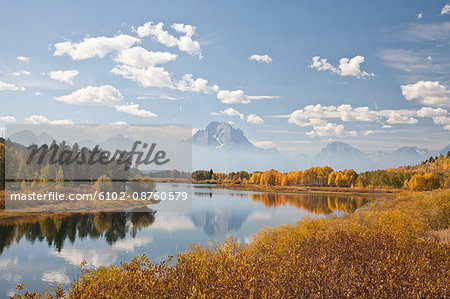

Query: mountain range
left=192, top=122, right=293, bottom=172
left=193, top=122, right=449, bottom=172
left=3, top=123, right=448, bottom=173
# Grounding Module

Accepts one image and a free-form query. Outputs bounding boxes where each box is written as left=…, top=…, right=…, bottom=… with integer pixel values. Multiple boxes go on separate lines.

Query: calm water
left=0, top=183, right=372, bottom=298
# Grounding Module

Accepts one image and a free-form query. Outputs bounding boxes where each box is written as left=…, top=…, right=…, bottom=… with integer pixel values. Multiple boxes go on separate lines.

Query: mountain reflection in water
left=0, top=189, right=369, bottom=254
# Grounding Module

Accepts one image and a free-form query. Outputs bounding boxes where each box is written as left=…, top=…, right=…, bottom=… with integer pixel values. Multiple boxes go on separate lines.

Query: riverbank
left=213, top=182, right=399, bottom=196
left=12, top=188, right=449, bottom=298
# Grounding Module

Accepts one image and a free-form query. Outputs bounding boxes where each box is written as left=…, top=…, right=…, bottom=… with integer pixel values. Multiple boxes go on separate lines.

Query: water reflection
left=0, top=211, right=155, bottom=254
left=0, top=189, right=370, bottom=254
left=250, top=193, right=369, bottom=215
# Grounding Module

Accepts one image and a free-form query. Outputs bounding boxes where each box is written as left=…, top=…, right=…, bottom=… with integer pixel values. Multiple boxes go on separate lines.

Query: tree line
left=194, top=163, right=449, bottom=191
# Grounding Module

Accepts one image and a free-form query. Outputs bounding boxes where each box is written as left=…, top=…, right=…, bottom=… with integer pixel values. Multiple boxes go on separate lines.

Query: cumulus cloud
left=136, top=22, right=202, bottom=58
left=53, top=34, right=140, bottom=60
left=385, top=111, right=418, bottom=124
left=54, top=85, right=157, bottom=118
left=220, top=107, right=242, bottom=117
left=246, top=114, right=264, bottom=125
left=115, top=103, right=157, bottom=117
left=416, top=107, right=447, bottom=117
left=431, top=115, right=450, bottom=130
left=111, top=65, right=173, bottom=88
left=0, top=81, right=25, bottom=91
left=285, top=103, right=450, bottom=136
left=17, top=56, right=30, bottom=62
left=176, top=74, right=219, bottom=94
left=113, top=46, right=177, bottom=67
left=217, top=90, right=250, bottom=104
left=309, top=55, right=374, bottom=78
left=249, top=54, right=272, bottom=63
left=306, top=122, right=351, bottom=137
left=416, top=107, right=450, bottom=130
left=10, top=70, right=30, bottom=77
left=25, top=115, right=73, bottom=125
left=288, top=104, right=378, bottom=124
left=217, top=90, right=277, bottom=104
left=49, top=70, right=79, bottom=84
left=54, top=85, right=124, bottom=106
left=441, top=4, right=450, bottom=15
left=0, top=116, right=16, bottom=122
left=401, top=80, right=450, bottom=107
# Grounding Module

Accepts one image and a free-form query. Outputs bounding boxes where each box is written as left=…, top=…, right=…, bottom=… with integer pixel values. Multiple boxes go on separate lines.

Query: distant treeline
left=193, top=154, right=450, bottom=191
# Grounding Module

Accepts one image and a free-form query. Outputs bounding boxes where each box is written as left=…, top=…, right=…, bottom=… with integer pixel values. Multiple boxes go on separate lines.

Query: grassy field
left=11, top=189, right=449, bottom=298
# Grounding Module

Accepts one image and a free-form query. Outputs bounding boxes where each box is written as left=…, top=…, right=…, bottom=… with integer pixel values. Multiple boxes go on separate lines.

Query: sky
left=0, top=0, right=449, bottom=157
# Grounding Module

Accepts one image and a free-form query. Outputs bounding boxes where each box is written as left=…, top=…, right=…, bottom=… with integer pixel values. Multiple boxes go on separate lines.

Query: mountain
left=313, top=142, right=375, bottom=172
left=192, top=122, right=255, bottom=150
left=440, top=144, right=450, bottom=156
left=0, top=137, right=4, bottom=144
left=389, top=147, right=425, bottom=168
left=192, top=122, right=293, bottom=172
left=8, top=130, right=55, bottom=147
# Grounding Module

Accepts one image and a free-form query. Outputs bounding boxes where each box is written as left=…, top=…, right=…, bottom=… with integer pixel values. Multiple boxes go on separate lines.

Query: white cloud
left=417, top=13, right=423, bottom=20
left=25, top=115, right=73, bottom=125
left=49, top=70, right=79, bottom=84
left=337, top=104, right=378, bottom=121
left=111, top=64, right=174, bottom=88
left=250, top=140, right=275, bottom=149
left=176, top=74, right=219, bottom=94
left=285, top=103, right=450, bottom=135
left=17, top=56, right=31, bottom=62
left=441, top=4, right=450, bottom=15
left=288, top=104, right=378, bottom=125
left=160, top=95, right=176, bottom=100
left=0, top=81, right=25, bottom=91
left=54, top=85, right=156, bottom=118
left=136, top=22, right=202, bottom=58
left=363, top=130, right=377, bottom=136
left=53, top=34, right=140, bottom=60
left=220, top=107, right=242, bottom=116
left=431, top=116, right=450, bottom=130
left=249, top=54, right=272, bottom=63
left=217, top=90, right=277, bottom=104
left=309, top=55, right=374, bottom=78
left=0, top=116, right=16, bottom=122
left=54, top=85, right=124, bottom=106
left=385, top=111, right=418, bottom=124
left=401, top=80, right=450, bottom=107
left=246, top=114, right=264, bottom=125
left=114, top=46, right=177, bottom=67
left=10, top=70, right=30, bottom=77
left=217, top=89, right=250, bottom=104
left=306, top=122, right=346, bottom=137
left=246, top=95, right=279, bottom=100
left=416, top=107, right=447, bottom=117
left=338, top=56, right=374, bottom=78
left=115, top=103, right=157, bottom=117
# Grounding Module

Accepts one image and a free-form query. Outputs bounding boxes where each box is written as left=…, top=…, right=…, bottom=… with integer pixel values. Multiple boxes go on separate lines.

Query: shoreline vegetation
left=12, top=188, right=449, bottom=298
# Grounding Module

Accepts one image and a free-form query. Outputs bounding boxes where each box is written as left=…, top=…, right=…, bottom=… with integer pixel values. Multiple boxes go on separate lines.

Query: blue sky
left=0, top=0, right=449, bottom=156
